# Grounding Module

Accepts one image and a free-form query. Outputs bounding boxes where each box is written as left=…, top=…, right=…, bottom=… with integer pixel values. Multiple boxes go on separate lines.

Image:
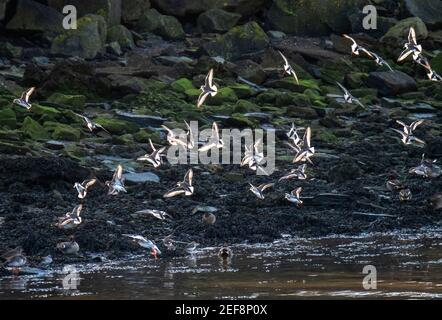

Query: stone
left=52, top=124, right=81, bottom=141
left=403, top=0, right=442, bottom=29
left=0, top=0, right=9, bottom=22
left=0, top=42, right=23, bottom=59
left=122, top=0, right=151, bottom=23
left=107, top=25, right=135, bottom=49
left=0, top=108, right=17, bottom=129
left=47, top=93, right=86, bottom=109
left=209, top=87, right=238, bottom=105
left=107, top=41, right=123, bottom=55
left=136, top=9, right=185, bottom=40
left=51, top=14, right=107, bottom=59
left=197, top=9, right=241, bottom=33
left=381, top=17, right=428, bottom=43
left=94, top=117, right=139, bottom=134
left=286, top=106, right=318, bottom=119
left=31, top=104, right=62, bottom=120
left=267, top=0, right=364, bottom=36
left=21, top=116, right=49, bottom=140
left=171, top=78, right=195, bottom=93
left=366, top=71, right=417, bottom=96
left=48, top=0, right=122, bottom=26
left=107, top=74, right=152, bottom=95
left=431, top=53, right=442, bottom=74
left=203, top=22, right=269, bottom=60
left=124, top=172, right=160, bottom=183
left=6, top=0, right=64, bottom=33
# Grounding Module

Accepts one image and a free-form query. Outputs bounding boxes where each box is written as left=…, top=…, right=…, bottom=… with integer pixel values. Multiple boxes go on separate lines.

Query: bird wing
left=207, top=69, right=214, bottom=87
left=411, top=120, right=424, bottom=131
left=278, top=50, right=289, bottom=66
left=148, top=138, right=156, bottom=152
left=24, top=87, right=35, bottom=103
left=83, top=179, right=97, bottom=189
left=343, top=34, right=357, bottom=46
left=197, top=91, right=210, bottom=108
left=409, top=27, right=417, bottom=46
left=304, top=127, right=312, bottom=148
left=115, top=164, right=123, bottom=180
left=336, top=82, right=349, bottom=96
left=397, top=49, right=413, bottom=62
left=259, top=183, right=274, bottom=192
left=184, top=169, right=193, bottom=186
left=163, top=187, right=185, bottom=198
left=293, top=187, right=303, bottom=198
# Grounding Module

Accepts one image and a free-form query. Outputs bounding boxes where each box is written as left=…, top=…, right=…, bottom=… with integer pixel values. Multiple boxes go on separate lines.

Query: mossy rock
left=107, top=25, right=135, bottom=49
left=52, top=124, right=81, bottom=141
left=286, top=106, right=318, bottom=119
left=47, top=93, right=86, bottom=110
left=256, top=91, right=279, bottom=104
left=112, top=134, right=134, bottom=145
left=234, top=99, right=259, bottom=113
left=136, top=9, right=184, bottom=40
left=0, top=108, right=17, bottom=129
left=0, top=141, right=31, bottom=155
left=184, top=88, right=201, bottom=103
left=229, top=84, right=255, bottom=99
left=381, top=17, right=428, bottom=43
left=133, top=129, right=161, bottom=143
left=203, top=21, right=269, bottom=60
left=209, top=87, right=238, bottom=105
left=350, top=88, right=378, bottom=99
left=197, top=8, right=241, bottom=33
left=171, top=78, right=195, bottom=93
left=316, top=129, right=338, bottom=144
left=21, top=116, right=49, bottom=140
left=94, top=117, right=140, bottom=135
left=275, top=92, right=311, bottom=107
left=432, top=53, right=442, bottom=74
left=51, top=14, right=107, bottom=59
left=32, top=104, right=62, bottom=120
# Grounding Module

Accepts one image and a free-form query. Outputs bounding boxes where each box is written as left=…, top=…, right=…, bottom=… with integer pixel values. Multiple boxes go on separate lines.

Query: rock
left=0, top=42, right=23, bottom=59
left=209, top=87, right=238, bottom=105
left=171, top=78, right=195, bottom=93
left=94, top=117, right=139, bottom=135
left=107, top=74, right=152, bottom=95
left=228, top=59, right=266, bottom=84
left=48, top=0, right=122, bottom=26
left=197, top=9, right=241, bottom=33
left=125, top=172, right=160, bottom=183
left=31, top=104, right=62, bottom=120
left=267, top=0, right=363, bottom=36
left=229, top=83, right=254, bottom=98
left=0, top=0, right=9, bottom=22
left=267, top=30, right=287, bottom=39
left=403, top=0, right=442, bottom=29
left=122, top=0, right=151, bottom=23
left=0, top=108, right=17, bottom=129
left=136, top=9, right=185, bottom=40
left=107, top=25, right=135, bottom=49
left=52, top=124, right=81, bottom=141
left=349, top=14, right=397, bottom=38
left=203, top=22, right=269, bottom=60
left=380, top=17, right=428, bottom=43
left=151, top=0, right=264, bottom=17
left=328, top=161, right=362, bottom=183
left=366, top=71, right=417, bottom=96
left=431, top=53, right=442, bottom=73
left=21, top=117, right=49, bottom=140
left=51, top=14, right=107, bottom=59
left=286, top=106, right=318, bottom=119
left=47, top=93, right=86, bottom=110
left=6, top=0, right=64, bottom=33
left=107, top=41, right=123, bottom=55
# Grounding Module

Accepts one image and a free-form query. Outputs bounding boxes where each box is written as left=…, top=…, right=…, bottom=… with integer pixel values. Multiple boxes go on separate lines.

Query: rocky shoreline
left=1, top=0, right=442, bottom=271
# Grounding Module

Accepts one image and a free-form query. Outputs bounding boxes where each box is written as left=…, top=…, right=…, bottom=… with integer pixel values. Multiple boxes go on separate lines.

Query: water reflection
left=1, top=227, right=442, bottom=299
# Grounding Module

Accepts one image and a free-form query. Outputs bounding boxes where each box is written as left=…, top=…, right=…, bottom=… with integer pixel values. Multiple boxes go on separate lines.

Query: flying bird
left=198, top=122, right=224, bottom=152
left=137, top=139, right=167, bottom=168
left=366, top=50, right=394, bottom=71
left=397, top=27, right=423, bottom=63
left=279, top=164, right=307, bottom=181
left=241, top=138, right=266, bottom=172
left=123, top=234, right=161, bottom=258
left=134, top=209, right=172, bottom=221
left=343, top=34, right=373, bottom=57
left=163, top=168, right=194, bottom=198
left=56, top=236, right=80, bottom=255
left=13, top=87, right=35, bottom=110
left=197, top=69, right=218, bottom=108
left=56, top=204, right=83, bottom=230
left=334, top=82, right=366, bottom=109
left=285, top=187, right=303, bottom=207
left=73, top=179, right=97, bottom=199
left=290, top=127, right=315, bottom=165
left=286, top=123, right=304, bottom=147
left=392, top=119, right=425, bottom=145
left=278, top=51, right=299, bottom=84
left=162, top=121, right=194, bottom=150
left=248, top=183, right=274, bottom=200
left=74, top=113, right=110, bottom=135
left=105, top=164, right=127, bottom=195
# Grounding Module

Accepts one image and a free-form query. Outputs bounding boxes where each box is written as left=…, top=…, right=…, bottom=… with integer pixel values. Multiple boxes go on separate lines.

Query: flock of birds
left=1, top=27, right=441, bottom=273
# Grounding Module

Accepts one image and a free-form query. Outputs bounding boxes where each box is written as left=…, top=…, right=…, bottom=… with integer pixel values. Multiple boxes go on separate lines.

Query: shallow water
left=1, top=228, right=442, bottom=299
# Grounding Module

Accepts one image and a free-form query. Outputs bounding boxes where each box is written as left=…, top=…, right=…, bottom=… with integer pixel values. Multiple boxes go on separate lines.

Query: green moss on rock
left=52, top=124, right=81, bottom=141
left=47, top=93, right=86, bottom=110
left=171, top=78, right=195, bottom=93
left=94, top=117, right=140, bottom=135
left=21, top=116, right=49, bottom=140
left=0, top=108, right=17, bottom=129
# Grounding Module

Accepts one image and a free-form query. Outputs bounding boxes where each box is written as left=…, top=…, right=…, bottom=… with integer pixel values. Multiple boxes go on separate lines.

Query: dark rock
left=48, top=0, right=122, bottom=26
left=136, top=9, right=185, bottom=40
left=403, top=0, right=442, bottom=29
left=366, top=71, right=417, bottom=96
left=122, top=0, right=151, bottom=23
left=51, top=14, right=107, bottom=59
left=197, top=9, right=241, bottom=33
left=267, top=0, right=364, bottom=36
left=328, top=161, right=362, bottom=183
left=0, top=42, right=23, bottom=59
left=349, top=13, right=397, bottom=38
left=0, top=0, right=9, bottom=22
left=380, top=17, right=428, bottom=44
left=203, top=22, right=269, bottom=60
left=107, top=25, right=135, bottom=49
left=6, top=0, right=64, bottom=33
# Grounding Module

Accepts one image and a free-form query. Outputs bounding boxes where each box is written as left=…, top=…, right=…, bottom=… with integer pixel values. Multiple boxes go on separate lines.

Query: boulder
left=0, top=0, right=9, bottom=22
left=136, top=9, right=185, bottom=40
left=404, top=0, right=442, bottom=29
left=48, top=0, right=122, bottom=26
left=380, top=17, right=428, bottom=44
left=0, top=108, right=17, bottom=129
left=150, top=0, right=264, bottom=17
left=366, top=71, right=417, bottom=96
left=6, top=0, right=64, bottom=33
left=267, top=0, right=364, bottom=36
left=203, top=22, right=269, bottom=60
left=107, top=24, right=135, bottom=49
left=21, top=116, right=50, bottom=140
left=431, top=53, right=442, bottom=73
left=0, top=42, right=23, bottom=59
left=52, top=124, right=81, bottom=141
left=197, top=9, right=241, bottom=33
left=47, top=93, right=86, bottom=109
left=51, top=14, right=107, bottom=59
left=122, top=0, right=151, bottom=23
